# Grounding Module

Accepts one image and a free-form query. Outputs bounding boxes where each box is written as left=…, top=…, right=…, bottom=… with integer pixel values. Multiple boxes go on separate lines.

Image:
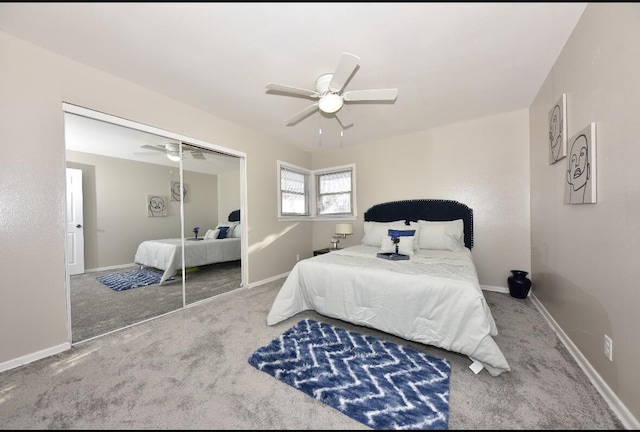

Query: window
left=316, top=167, right=352, bottom=215
left=278, top=161, right=356, bottom=220
left=280, top=164, right=309, bottom=216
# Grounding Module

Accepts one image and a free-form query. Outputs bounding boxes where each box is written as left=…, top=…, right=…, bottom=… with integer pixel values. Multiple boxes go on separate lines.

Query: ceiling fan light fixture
left=318, top=93, right=343, bottom=114
left=164, top=142, right=181, bottom=161
left=166, top=152, right=180, bottom=162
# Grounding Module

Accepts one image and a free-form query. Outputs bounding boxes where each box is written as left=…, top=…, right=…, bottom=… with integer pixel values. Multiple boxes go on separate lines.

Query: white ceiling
left=0, top=3, right=587, bottom=153
left=64, top=113, right=241, bottom=175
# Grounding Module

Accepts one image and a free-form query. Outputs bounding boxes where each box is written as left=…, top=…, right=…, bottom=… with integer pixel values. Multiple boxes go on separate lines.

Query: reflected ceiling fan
left=139, top=142, right=210, bottom=161
left=266, top=52, right=398, bottom=128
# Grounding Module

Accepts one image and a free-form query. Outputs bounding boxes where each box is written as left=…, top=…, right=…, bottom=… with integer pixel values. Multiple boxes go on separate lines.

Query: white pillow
left=231, top=223, right=241, bottom=238
left=361, top=220, right=406, bottom=247
left=204, top=229, right=220, bottom=240
left=401, top=223, right=420, bottom=251
left=380, top=228, right=416, bottom=255
left=410, top=219, right=465, bottom=251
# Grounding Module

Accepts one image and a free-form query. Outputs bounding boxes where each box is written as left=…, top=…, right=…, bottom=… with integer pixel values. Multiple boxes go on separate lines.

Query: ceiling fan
left=266, top=52, right=398, bottom=128
left=139, top=142, right=210, bottom=161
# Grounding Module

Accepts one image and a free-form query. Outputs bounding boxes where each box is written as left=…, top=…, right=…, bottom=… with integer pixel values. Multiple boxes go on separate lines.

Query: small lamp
left=331, top=223, right=353, bottom=249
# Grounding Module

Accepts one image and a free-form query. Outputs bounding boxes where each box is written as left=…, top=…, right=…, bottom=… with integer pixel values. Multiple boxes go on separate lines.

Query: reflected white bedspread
left=267, top=244, right=510, bottom=376
left=134, top=237, right=241, bottom=284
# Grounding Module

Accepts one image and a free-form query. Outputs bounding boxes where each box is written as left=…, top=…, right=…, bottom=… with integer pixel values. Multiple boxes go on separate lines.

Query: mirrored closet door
left=180, top=142, right=243, bottom=306
left=64, top=110, right=242, bottom=343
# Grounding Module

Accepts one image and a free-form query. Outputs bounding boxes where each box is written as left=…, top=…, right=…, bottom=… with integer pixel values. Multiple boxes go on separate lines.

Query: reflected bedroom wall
left=66, top=150, right=218, bottom=270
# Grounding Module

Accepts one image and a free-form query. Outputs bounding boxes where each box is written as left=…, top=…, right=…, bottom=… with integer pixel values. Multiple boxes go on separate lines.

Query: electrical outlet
left=604, top=335, right=613, bottom=362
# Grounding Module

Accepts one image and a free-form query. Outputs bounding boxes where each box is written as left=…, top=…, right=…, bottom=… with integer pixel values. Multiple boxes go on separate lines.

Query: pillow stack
left=362, top=219, right=466, bottom=253
left=214, top=222, right=241, bottom=239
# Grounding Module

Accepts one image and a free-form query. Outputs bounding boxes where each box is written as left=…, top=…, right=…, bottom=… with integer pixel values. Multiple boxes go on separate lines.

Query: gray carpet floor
left=70, top=260, right=241, bottom=342
left=1, top=280, right=625, bottom=429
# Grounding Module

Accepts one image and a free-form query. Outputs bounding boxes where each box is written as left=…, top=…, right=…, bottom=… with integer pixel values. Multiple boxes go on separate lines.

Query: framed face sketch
left=147, top=195, right=168, bottom=217
left=548, top=93, right=567, bottom=164
left=170, top=181, right=190, bottom=202
left=564, top=122, right=596, bottom=204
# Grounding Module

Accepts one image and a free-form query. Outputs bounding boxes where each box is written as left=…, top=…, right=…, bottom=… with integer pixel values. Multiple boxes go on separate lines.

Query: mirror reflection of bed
left=133, top=209, right=243, bottom=305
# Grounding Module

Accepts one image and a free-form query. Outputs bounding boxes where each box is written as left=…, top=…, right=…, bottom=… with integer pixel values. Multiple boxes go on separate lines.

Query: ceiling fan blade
left=343, top=88, right=398, bottom=102
left=286, top=103, right=319, bottom=126
left=335, top=106, right=354, bottom=128
left=329, top=53, right=360, bottom=93
left=141, top=144, right=165, bottom=152
left=266, top=83, right=319, bottom=98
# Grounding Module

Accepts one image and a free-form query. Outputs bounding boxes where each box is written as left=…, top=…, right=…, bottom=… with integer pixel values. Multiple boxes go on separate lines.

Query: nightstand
left=313, top=248, right=340, bottom=256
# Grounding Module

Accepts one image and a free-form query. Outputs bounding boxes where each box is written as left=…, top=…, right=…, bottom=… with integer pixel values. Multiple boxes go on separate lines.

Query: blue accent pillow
left=217, top=226, right=230, bottom=239
left=387, top=229, right=416, bottom=238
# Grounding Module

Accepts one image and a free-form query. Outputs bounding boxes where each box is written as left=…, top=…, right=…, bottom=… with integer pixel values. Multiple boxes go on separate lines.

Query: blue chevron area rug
left=96, top=268, right=172, bottom=291
left=248, top=318, right=450, bottom=430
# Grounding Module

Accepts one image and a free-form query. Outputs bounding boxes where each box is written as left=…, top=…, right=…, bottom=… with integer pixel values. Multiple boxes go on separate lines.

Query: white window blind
left=317, top=168, right=352, bottom=215
left=280, top=166, right=309, bottom=215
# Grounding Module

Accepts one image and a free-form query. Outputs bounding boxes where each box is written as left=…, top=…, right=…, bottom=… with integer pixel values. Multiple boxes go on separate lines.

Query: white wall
left=529, top=3, right=640, bottom=423
left=312, top=109, right=531, bottom=288
left=218, top=171, right=241, bottom=224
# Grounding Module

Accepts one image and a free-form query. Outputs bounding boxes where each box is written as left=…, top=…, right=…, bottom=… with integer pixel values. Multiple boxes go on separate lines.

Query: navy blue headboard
left=228, top=209, right=240, bottom=222
left=363, top=199, right=474, bottom=249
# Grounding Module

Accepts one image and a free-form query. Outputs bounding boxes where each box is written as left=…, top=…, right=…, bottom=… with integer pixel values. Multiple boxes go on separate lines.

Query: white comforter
left=134, top=237, right=241, bottom=284
left=267, top=244, right=510, bottom=376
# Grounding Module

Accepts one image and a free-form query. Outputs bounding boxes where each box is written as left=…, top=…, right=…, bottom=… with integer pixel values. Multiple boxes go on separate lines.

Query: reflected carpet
left=248, top=318, right=451, bottom=430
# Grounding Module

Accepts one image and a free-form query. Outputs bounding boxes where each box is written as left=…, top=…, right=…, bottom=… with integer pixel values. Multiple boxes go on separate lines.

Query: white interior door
left=66, top=168, right=85, bottom=275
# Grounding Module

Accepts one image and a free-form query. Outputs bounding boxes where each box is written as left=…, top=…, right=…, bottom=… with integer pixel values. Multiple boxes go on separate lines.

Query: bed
left=134, top=210, right=241, bottom=285
left=267, top=199, right=511, bottom=376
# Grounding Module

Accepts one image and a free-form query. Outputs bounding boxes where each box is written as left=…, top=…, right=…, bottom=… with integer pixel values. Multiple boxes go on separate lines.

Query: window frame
left=277, top=161, right=357, bottom=221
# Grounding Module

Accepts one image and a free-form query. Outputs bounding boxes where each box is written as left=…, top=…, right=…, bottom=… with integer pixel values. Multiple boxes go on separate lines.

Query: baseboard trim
left=480, top=284, right=509, bottom=294
left=84, top=263, right=136, bottom=273
left=0, top=342, right=71, bottom=373
left=247, top=271, right=289, bottom=289
left=529, top=292, right=639, bottom=430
